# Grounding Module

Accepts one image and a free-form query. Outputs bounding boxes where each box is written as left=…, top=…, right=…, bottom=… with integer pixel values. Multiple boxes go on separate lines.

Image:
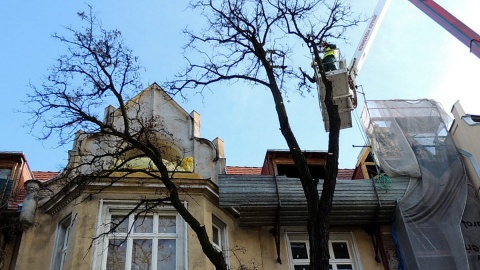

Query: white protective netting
left=362, top=99, right=469, bottom=269
left=361, top=99, right=449, bottom=177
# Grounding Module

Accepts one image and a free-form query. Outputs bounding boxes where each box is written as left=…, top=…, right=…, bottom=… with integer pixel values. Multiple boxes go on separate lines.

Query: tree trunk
left=314, top=76, right=341, bottom=270
left=263, top=50, right=340, bottom=270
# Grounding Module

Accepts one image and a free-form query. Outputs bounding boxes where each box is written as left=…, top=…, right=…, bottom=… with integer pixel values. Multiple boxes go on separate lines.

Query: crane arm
left=349, top=0, right=480, bottom=81
left=409, top=0, right=480, bottom=58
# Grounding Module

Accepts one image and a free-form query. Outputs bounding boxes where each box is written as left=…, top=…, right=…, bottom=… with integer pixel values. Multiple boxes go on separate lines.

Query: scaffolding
left=362, top=99, right=469, bottom=269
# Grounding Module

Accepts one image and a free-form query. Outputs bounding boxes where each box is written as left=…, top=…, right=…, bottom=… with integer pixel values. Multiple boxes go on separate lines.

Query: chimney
left=191, top=111, right=201, bottom=138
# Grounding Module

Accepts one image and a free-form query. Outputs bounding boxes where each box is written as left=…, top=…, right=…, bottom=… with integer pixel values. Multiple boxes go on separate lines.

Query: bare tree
left=167, top=0, right=361, bottom=269
left=26, top=8, right=229, bottom=270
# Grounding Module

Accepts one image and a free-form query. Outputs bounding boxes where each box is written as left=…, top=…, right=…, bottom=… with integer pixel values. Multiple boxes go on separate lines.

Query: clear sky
left=1, top=1, right=479, bottom=172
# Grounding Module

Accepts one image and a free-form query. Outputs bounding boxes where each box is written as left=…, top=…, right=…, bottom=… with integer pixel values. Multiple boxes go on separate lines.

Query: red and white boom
left=408, top=0, right=480, bottom=59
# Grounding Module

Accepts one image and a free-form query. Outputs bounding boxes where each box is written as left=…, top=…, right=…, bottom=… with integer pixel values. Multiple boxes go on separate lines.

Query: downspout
left=369, top=176, right=390, bottom=269
left=458, top=149, right=480, bottom=197
left=366, top=148, right=390, bottom=269
left=271, top=174, right=282, bottom=264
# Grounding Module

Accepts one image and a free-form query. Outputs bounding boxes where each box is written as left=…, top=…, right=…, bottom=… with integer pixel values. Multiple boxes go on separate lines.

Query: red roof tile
left=6, top=172, right=58, bottom=211
left=32, top=171, right=59, bottom=182
left=337, top=169, right=354, bottom=180
left=226, top=166, right=262, bottom=175
left=226, top=166, right=354, bottom=179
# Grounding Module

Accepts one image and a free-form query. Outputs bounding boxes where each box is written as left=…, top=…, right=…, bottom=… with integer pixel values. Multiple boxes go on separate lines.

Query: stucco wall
left=451, top=101, right=480, bottom=191
left=15, top=204, right=73, bottom=269
left=15, top=180, right=394, bottom=270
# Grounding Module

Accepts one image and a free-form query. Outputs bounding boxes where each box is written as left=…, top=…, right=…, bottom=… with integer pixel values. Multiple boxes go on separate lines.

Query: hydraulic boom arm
left=349, top=0, right=480, bottom=86
left=409, top=0, right=480, bottom=59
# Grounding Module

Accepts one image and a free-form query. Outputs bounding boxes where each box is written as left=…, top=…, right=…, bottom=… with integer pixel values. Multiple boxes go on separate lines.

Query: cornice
left=40, top=175, right=218, bottom=215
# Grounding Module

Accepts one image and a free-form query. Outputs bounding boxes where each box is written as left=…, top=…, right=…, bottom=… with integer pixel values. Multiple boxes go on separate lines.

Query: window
left=51, top=214, right=72, bottom=270
left=211, top=215, right=228, bottom=269
left=94, top=201, right=186, bottom=270
left=212, top=216, right=227, bottom=251
left=286, top=232, right=361, bottom=270
left=0, top=168, right=12, bottom=200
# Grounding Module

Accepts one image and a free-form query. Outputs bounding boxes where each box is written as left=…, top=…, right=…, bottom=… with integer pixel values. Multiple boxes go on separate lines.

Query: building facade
left=11, top=85, right=404, bottom=270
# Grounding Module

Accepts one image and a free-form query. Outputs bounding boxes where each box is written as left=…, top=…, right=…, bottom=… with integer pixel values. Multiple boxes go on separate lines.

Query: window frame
left=51, top=214, right=72, bottom=270
left=92, top=200, right=187, bottom=270
left=285, top=232, right=362, bottom=270
left=211, top=215, right=229, bottom=266
left=211, top=216, right=227, bottom=250
left=211, top=221, right=222, bottom=250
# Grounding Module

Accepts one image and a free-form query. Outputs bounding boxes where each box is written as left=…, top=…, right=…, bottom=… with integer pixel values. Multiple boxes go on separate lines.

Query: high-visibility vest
left=323, top=46, right=336, bottom=59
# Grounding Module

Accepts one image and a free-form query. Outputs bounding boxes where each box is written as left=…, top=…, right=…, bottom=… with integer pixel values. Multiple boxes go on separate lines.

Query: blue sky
left=1, top=1, right=479, bottom=172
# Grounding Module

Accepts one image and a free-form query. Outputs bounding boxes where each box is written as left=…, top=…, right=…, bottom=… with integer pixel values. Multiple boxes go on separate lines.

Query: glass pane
left=62, top=226, right=71, bottom=250
left=133, top=216, right=153, bottom=233
left=157, top=239, right=176, bottom=270
left=212, top=225, right=220, bottom=245
left=107, top=239, right=127, bottom=270
left=332, top=242, right=350, bottom=259
left=53, top=227, right=67, bottom=270
left=337, top=264, right=353, bottom=270
left=0, top=169, right=11, bottom=179
left=158, top=216, right=176, bottom=233
left=111, top=215, right=129, bottom=233
left=294, top=265, right=309, bottom=270
left=329, top=265, right=333, bottom=270
left=132, top=239, right=152, bottom=270
left=291, top=242, right=308, bottom=259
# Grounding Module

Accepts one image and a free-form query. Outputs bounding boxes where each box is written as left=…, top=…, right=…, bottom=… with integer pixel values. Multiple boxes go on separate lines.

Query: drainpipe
left=19, top=180, right=42, bottom=229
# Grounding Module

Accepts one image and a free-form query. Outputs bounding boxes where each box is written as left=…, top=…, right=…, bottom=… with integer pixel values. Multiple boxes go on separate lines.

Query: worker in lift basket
left=320, top=41, right=337, bottom=72
left=300, top=40, right=338, bottom=83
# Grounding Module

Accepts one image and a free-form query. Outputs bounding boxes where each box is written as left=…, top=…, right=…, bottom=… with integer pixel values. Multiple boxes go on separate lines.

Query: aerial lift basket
left=315, top=57, right=356, bottom=132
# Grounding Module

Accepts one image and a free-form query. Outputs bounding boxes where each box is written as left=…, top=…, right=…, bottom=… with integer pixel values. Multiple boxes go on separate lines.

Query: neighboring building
left=450, top=101, right=480, bottom=268
left=450, top=101, right=480, bottom=192
left=0, top=152, right=57, bottom=269
left=0, top=152, right=33, bottom=270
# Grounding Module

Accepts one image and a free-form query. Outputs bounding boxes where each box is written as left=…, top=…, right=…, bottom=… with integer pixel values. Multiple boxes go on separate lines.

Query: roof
left=0, top=151, right=25, bottom=157
left=5, top=171, right=59, bottom=211
left=337, top=169, right=354, bottom=179
left=219, top=175, right=409, bottom=226
left=226, top=166, right=262, bottom=175
left=32, top=171, right=59, bottom=182
left=226, top=166, right=354, bottom=179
